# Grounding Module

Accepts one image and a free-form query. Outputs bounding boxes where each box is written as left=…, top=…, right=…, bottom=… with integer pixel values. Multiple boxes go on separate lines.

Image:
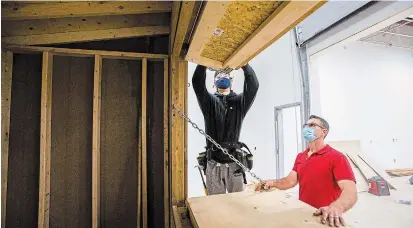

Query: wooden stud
left=1, top=50, right=13, bottom=228
left=163, top=59, right=170, bottom=228
left=225, top=1, right=326, bottom=69
left=2, top=13, right=171, bottom=37
left=141, top=58, right=148, bottom=228
left=2, top=25, right=170, bottom=46
left=183, top=60, right=189, bottom=199
left=172, top=206, right=182, bottom=228
left=170, top=56, right=186, bottom=207
left=3, top=45, right=168, bottom=60
left=137, top=117, right=142, bottom=228
left=2, top=1, right=172, bottom=20
left=38, top=51, right=53, bottom=228
left=170, top=2, right=182, bottom=54
left=172, top=1, right=197, bottom=57
left=92, top=55, right=102, bottom=228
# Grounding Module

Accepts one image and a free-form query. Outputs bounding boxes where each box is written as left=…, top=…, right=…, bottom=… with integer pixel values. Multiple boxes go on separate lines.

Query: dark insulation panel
left=7, top=53, right=42, bottom=228
left=50, top=56, right=94, bottom=228
left=100, top=59, right=140, bottom=228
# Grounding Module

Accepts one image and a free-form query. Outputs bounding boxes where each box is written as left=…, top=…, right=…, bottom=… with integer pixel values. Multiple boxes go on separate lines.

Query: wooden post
left=141, top=58, right=148, bottom=228
left=1, top=50, right=13, bottom=228
left=38, top=51, right=53, bottom=228
left=170, top=56, right=187, bottom=207
left=92, top=55, right=102, bottom=228
left=163, top=59, right=170, bottom=228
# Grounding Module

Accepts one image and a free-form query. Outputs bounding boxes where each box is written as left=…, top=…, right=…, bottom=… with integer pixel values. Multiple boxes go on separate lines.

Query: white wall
left=187, top=31, right=302, bottom=197
left=309, top=41, right=413, bottom=169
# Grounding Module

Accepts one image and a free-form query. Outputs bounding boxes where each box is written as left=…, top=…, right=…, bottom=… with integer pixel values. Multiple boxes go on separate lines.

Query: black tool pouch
left=197, top=151, right=207, bottom=174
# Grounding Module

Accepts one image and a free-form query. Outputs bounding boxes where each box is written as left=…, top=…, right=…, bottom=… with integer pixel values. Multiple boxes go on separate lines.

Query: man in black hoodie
left=192, top=63, right=259, bottom=195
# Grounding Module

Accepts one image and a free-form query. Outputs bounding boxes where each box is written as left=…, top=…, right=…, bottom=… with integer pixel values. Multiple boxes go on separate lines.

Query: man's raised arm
left=192, top=65, right=212, bottom=114
left=241, top=63, right=259, bottom=114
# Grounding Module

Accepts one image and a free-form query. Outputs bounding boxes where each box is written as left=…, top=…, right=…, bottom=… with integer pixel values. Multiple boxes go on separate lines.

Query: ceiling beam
left=2, top=1, right=172, bottom=20
left=172, top=1, right=197, bottom=57
left=2, top=26, right=170, bottom=45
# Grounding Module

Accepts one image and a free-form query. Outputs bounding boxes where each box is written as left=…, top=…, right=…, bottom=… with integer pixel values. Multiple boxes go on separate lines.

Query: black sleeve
left=241, top=63, right=259, bottom=115
left=192, top=65, right=213, bottom=115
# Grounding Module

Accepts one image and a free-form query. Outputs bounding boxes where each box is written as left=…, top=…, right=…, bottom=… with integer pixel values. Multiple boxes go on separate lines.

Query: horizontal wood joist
left=3, top=45, right=168, bottom=60
left=2, top=25, right=170, bottom=45
left=1, top=1, right=172, bottom=20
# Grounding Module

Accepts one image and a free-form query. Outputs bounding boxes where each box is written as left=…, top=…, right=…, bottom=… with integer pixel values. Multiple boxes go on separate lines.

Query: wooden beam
left=1, top=50, right=13, bottom=228
left=172, top=205, right=182, bottom=228
left=2, top=1, right=172, bottom=20
left=141, top=58, right=148, bottom=228
left=2, top=13, right=170, bottom=37
left=163, top=59, right=170, bottom=228
left=170, top=56, right=186, bottom=207
left=2, top=25, right=170, bottom=45
left=3, top=45, right=168, bottom=60
left=137, top=115, right=142, bottom=228
left=172, top=1, right=197, bottom=57
left=184, top=1, right=230, bottom=68
left=226, top=1, right=326, bottom=69
left=170, top=2, right=181, bottom=54
left=92, top=55, right=102, bottom=228
left=38, top=51, right=53, bottom=228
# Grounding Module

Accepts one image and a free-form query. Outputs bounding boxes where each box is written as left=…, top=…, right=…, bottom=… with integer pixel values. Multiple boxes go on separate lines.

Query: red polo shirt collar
left=303, top=144, right=331, bottom=155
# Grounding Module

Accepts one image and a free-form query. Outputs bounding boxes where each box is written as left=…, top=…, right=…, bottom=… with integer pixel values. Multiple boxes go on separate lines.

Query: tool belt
left=197, top=142, right=254, bottom=183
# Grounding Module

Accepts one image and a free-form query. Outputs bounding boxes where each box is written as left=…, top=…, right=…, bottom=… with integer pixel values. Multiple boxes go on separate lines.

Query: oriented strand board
left=6, top=53, right=42, bottom=228
left=100, top=59, right=140, bottom=228
left=187, top=190, right=348, bottom=228
left=201, top=1, right=283, bottom=62
left=50, top=56, right=94, bottom=228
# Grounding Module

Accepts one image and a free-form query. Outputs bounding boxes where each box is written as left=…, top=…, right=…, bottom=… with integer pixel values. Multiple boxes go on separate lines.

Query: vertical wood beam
left=38, top=51, right=53, bottom=228
left=1, top=50, right=13, bottom=228
left=92, top=55, right=102, bottom=228
left=170, top=56, right=186, bottom=207
left=163, top=59, right=170, bottom=228
left=141, top=58, right=148, bottom=228
left=172, top=1, right=197, bottom=57
left=170, top=2, right=181, bottom=54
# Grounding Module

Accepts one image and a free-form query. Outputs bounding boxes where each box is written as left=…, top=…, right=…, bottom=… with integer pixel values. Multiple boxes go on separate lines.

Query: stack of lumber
left=386, top=168, right=413, bottom=177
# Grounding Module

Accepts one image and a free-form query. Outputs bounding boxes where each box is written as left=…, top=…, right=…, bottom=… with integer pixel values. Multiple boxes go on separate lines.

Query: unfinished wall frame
left=2, top=44, right=169, bottom=228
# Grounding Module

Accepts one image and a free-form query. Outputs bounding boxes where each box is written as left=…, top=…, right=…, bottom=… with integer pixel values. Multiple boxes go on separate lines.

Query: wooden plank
left=2, top=1, right=172, bottom=20
left=2, top=13, right=170, bottom=37
left=183, top=60, right=189, bottom=199
left=224, top=1, right=326, bottom=69
left=141, top=58, right=148, bottom=228
left=4, top=45, right=168, bottom=60
left=172, top=205, right=182, bottom=228
left=184, top=1, right=230, bottom=68
left=163, top=59, right=170, bottom=228
left=170, top=56, right=186, bottom=207
left=358, top=153, right=400, bottom=190
left=38, top=51, right=53, bottom=228
left=137, top=118, right=142, bottom=228
left=186, top=190, right=344, bottom=228
left=172, top=1, right=196, bottom=57
left=170, top=2, right=181, bottom=54
left=345, top=155, right=369, bottom=192
left=1, top=50, right=13, bottom=228
left=2, top=25, right=170, bottom=45
left=92, top=55, right=102, bottom=228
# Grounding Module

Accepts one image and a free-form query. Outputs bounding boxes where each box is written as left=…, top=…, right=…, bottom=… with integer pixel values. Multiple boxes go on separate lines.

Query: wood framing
left=163, top=59, right=170, bottom=228
left=38, top=51, right=53, bottom=228
left=2, top=1, right=172, bottom=20
left=172, top=205, right=182, bottom=228
left=141, top=58, right=148, bottom=228
left=185, top=1, right=325, bottom=70
left=92, top=55, right=102, bottom=228
left=170, top=56, right=187, bottom=207
left=3, top=45, right=168, bottom=60
left=2, top=26, right=170, bottom=45
left=170, top=2, right=181, bottom=54
left=1, top=50, right=13, bottom=228
left=172, top=1, right=197, bottom=57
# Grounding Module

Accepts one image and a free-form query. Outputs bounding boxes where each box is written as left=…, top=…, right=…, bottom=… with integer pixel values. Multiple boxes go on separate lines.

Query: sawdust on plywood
left=200, top=1, right=282, bottom=62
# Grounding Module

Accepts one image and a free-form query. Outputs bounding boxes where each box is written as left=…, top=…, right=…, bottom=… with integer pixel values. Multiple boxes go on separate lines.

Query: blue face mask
left=302, top=127, right=317, bottom=142
left=216, top=77, right=231, bottom=89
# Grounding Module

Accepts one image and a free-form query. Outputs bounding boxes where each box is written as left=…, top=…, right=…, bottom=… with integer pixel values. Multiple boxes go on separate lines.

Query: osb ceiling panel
left=200, top=1, right=283, bottom=62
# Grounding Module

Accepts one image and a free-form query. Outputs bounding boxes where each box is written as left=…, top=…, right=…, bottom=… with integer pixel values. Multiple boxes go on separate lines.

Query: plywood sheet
left=201, top=1, right=283, bottom=62
left=50, top=56, right=94, bottom=228
left=187, top=190, right=345, bottom=228
left=100, top=59, right=140, bottom=228
left=6, top=53, right=42, bottom=227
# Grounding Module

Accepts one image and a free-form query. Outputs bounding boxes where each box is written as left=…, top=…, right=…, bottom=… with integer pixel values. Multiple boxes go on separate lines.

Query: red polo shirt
left=292, top=145, right=356, bottom=209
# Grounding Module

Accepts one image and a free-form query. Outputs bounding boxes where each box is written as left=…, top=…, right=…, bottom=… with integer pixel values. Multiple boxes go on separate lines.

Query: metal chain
left=172, top=104, right=264, bottom=184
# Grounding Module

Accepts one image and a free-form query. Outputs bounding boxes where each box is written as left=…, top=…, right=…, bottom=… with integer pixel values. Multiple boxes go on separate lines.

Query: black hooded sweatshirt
left=192, top=64, right=259, bottom=163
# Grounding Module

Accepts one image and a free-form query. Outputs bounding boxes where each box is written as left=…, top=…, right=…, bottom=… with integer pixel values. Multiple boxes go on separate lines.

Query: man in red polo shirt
left=255, top=115, right=357, bottom=227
